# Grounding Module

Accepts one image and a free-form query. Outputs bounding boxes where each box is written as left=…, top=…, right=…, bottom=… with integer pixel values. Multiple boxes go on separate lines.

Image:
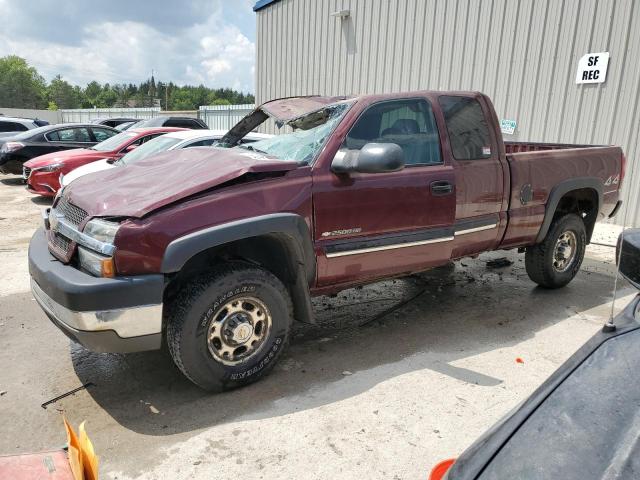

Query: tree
left=47, top=75, right=81, bottom=109
left=0, top=55, right=255, bottom=110
left=0, top=56, right=47, bottom=108
left=83, top=81, right=102, bottom=107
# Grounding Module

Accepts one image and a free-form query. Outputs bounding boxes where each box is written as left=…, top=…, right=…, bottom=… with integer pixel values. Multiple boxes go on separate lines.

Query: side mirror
left=617, top=229, right=640, bottom=289
left=332, top=143, right=405, bottom=174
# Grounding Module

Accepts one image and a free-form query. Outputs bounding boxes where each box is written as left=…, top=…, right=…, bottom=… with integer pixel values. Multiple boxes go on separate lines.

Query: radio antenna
left=603, top=156, right=633, bottom=333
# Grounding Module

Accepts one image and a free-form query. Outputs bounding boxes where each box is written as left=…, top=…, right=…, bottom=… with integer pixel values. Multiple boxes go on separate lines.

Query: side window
left=165, top=119, right=187, bottom=128
left=342, top=99, right=441, bottom=166
left=166, top=119, right=204, bottom=129
left=0, top=122, right=27, bottom=132
left=438, top=96, right=492, bottom=160
left=91, top=127, right=116, bottom=142
left=184, top=139, right=216, bottom=148
left=138, top=134, right=161, bottom=145
left=48, top=127, right=91, bottom=142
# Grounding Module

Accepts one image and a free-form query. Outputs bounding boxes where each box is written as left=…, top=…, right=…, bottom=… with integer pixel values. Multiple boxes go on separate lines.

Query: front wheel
left=525, top=214, right=586, bottom=289
left=166, top=264, right=293, bottom=391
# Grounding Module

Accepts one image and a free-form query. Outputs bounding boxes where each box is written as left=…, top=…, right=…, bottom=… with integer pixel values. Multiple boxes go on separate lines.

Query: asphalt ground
left=0, top=174, right=634, bottom=479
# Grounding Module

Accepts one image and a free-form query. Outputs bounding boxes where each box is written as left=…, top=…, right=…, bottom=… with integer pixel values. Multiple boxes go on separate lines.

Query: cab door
left=312, top=98, right=456, bottom=288
left=437, top=95, right=506, bottom=258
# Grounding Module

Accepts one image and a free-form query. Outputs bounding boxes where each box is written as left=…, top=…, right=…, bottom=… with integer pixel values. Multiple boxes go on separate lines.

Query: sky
left=0, top=0, right=258, bottom=93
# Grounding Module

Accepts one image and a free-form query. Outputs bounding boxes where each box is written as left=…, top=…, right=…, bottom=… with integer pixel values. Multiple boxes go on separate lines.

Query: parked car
left=0, top=124, right=118, bottom=175
left=115, top=121, right=138, bottom=131
left=89, top=117, right=138, bottom=128
left=130, top=116, right=209, bottom=129
left=0, top=116, right=49, bottom=139
left=427, top=229, right=640, bottom=480
left=29, top=91, right=625, bottom=391
left=60, top=130, right=273, bottom=186
left=24, top=127, right=184, bottom=196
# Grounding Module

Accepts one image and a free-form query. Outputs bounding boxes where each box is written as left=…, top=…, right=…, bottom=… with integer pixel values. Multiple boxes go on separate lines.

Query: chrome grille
left=50, top=232, right=71, bottom=256
left=56, top=197, right=88, bottom=227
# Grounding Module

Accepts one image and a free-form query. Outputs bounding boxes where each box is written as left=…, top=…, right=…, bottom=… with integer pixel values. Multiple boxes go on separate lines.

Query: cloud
left=0, top=0, right=256, bottom=92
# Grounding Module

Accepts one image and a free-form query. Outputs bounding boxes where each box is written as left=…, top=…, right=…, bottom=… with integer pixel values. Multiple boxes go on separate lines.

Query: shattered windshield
left=239, top=102, right=351, bottom=165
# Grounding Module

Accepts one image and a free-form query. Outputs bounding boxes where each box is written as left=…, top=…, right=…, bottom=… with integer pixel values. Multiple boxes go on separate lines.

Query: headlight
left=83, top=218, right=120, bottom=244
left=80, top=219, right=120, bottom=277
left=36, top=163, right=63, bottom=173
left=78, top=246, right=115, bottom=278
left=1, top=141, right=24, bottom=153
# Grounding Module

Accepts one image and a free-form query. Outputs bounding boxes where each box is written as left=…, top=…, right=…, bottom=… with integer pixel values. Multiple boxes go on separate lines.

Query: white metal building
left=254, top=0, right=640, bottom=227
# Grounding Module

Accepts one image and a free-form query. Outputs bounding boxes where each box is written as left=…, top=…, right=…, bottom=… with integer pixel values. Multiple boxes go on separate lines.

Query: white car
left=60, top=129, right=272, bottom=186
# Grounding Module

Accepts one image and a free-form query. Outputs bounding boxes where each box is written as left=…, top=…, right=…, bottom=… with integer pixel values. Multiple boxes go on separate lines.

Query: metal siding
left=256, top=0, right=640, bottom=226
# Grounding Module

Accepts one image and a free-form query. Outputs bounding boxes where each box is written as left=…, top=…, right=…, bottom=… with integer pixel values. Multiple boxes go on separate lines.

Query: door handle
left=430, top=180, right=453, bottom=196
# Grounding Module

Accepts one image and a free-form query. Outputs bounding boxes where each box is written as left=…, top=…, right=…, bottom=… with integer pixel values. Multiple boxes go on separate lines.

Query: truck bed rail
left=504, top=141, right=600, bottom=154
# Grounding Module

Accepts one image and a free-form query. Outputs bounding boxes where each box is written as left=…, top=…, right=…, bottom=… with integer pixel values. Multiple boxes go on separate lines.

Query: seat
left=381, top=118, right=420, bottom=137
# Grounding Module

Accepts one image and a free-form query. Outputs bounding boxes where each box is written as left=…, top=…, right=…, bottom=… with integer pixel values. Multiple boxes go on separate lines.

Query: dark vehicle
left=90, top=117, right=138, bottom=128
left=115, top=121, right=137, bottom=131
left=29, top=91, right=624, bottom=391
left=131, top=116, right=209, bottom=129
left=0, top=116, right=49, bottom=139
left=0, top=124, right=118, bottom=175
left=428, top=229, right=640, bottom=480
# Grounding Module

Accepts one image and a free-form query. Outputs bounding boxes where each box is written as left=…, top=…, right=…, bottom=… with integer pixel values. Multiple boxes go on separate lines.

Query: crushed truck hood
left=221, top=95, right=351, bottom=146
left=65, top=147, right=298, bottom=218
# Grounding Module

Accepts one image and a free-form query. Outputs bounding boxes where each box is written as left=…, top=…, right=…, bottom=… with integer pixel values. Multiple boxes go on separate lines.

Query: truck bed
left=500, top=143, right=623, bottom=248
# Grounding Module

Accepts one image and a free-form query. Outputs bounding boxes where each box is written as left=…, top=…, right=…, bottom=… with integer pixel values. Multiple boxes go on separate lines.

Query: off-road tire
left=166, top=263, right=293, bottom=391
left=525, top=213, right=586, bottom=289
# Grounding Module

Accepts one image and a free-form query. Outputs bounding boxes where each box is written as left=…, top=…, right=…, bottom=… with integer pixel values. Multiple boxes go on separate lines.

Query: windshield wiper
left=239, top=144, right=269, bottom=155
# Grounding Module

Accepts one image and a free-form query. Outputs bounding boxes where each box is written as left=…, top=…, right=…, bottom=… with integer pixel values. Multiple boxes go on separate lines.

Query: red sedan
left=24, top=127, right=185, bottom=197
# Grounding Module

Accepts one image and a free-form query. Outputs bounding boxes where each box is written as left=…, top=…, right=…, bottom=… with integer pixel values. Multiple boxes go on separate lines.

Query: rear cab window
left=438, top=96, right=493, bottom=160
left=342, top=98, right=442, bottom=166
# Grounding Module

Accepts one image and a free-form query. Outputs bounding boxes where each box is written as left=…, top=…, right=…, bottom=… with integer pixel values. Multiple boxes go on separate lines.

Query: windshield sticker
left=500, top=119, right=517, bottom=135
left=482, top=146, right=492, bottom=156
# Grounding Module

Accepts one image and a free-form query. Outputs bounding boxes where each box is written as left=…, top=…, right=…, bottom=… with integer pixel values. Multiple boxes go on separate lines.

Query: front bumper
left=26, top=170, right=61, bottom=197
left=29, top=228, right=165, bottom=353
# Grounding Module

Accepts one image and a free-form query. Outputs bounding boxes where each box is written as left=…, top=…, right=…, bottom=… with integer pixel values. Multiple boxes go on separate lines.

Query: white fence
left=199, top=104, right=254, bottom=130
left=0, top=107, right=60, bottom=124
left=59, top=107, right=161, bottom=123
left=2, top=105, right=256, bottom=130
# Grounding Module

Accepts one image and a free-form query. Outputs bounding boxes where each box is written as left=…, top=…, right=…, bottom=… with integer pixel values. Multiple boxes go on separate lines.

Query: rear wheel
left=167, top=263, right=293, bottom=391
left=525, top=214, right=586, bottom=289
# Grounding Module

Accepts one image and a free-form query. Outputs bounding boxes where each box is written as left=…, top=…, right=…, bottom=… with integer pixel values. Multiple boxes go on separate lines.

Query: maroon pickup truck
left=29, top=91, right=625, bottom=390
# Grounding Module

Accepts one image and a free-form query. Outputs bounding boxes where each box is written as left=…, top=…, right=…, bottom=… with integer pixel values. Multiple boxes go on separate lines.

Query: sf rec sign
left=575, top=52, right=610, bottom=84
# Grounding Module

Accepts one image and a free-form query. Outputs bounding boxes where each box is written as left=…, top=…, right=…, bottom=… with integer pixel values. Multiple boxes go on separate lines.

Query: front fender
left=161, top=213, right=315, bottom=282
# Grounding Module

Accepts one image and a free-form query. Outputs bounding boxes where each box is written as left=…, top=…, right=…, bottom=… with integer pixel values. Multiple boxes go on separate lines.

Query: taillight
left=1, top=141, right=24, bottom=153
left=620, top=153, right=627, bottom=186
left=428, top=458, right=456, bottom=480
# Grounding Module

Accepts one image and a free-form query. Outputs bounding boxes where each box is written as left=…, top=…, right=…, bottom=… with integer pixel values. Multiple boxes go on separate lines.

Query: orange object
left=516, top=357, right=525, bottom=364
left=428, top=458, right=456, bottom=480
left=101, top=258, right=115, bottom=278
left=63, top=418, right=99, bottom=480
